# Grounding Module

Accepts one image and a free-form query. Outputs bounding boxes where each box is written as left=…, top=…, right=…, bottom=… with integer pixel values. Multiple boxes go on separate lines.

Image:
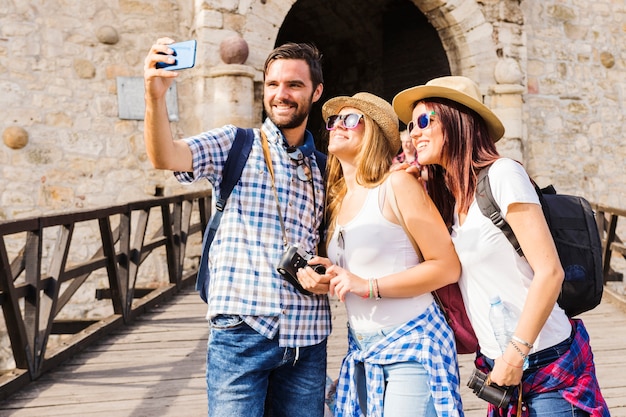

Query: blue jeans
left=207, top=315, right=327, bottom=417
left=351, top=326, right=437, bottom=417
left=526, top=391, right=589, bottom=417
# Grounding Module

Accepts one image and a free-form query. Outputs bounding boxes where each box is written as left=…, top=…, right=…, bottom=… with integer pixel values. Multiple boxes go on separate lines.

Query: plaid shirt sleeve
left=334, top=303, right=463, bottom=417
left=173, top=124, right=237, bottom=185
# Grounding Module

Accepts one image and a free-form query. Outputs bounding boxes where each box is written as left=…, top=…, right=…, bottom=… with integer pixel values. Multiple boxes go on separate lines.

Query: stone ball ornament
left=96, top=25, right=119, bottom=45
left=219, top=35, right=249, bottom=65
left=3, top=125, right=29, bottom=149
left=494, top=57, right=523, bottom=85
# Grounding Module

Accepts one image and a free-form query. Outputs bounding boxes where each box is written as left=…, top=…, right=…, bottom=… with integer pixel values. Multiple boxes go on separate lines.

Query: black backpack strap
left=196, top=127, right=255, bottom=301
left=475, top=166, right=525, bottom=257
left=314, top=149, right=327, bottom=175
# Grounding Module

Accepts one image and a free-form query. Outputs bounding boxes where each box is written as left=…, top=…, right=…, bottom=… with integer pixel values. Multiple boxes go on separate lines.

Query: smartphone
left=156, top=40, right=197, bottom=70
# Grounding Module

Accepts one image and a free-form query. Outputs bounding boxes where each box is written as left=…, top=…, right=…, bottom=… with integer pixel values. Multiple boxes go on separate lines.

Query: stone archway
left=274, top=0, right=452, bottom=145
left=226, top=0, right=521, bottom=156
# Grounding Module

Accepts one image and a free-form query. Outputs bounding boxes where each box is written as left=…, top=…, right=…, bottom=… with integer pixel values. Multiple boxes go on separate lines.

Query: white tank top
left=327, top=183, right=434, bottom=332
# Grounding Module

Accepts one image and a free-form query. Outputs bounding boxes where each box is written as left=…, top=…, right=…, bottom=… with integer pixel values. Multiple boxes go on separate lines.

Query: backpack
left=195, top=128, right=327, bottom=303
left=476, top=164, right=603, bottom=317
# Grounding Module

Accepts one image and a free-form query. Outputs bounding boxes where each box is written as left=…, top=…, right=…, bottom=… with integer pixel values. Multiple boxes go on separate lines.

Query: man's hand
left=144, top=38, right=179, bottom=101
left=296, top=256, right=334, bottom=295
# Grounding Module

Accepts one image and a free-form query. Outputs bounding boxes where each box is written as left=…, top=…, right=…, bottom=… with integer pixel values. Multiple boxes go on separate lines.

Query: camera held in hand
left=277, top=245, right=326, bottom=295
left=467, top=369, right=514, bottom=408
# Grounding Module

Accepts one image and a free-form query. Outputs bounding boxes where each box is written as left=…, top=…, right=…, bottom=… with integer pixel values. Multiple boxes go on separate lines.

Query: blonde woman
left=297, top=92, right=463, bottom=417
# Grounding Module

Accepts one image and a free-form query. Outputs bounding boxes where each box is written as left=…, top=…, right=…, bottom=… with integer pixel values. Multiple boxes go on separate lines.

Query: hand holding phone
left=156, top=40, right=197, bottom=70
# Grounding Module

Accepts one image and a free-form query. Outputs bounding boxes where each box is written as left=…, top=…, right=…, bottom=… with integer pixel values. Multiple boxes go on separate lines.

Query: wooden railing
left=0, top=190, right=211, bottom=400
left=594, top=203, right=626, bottom=283
left=0, top=195, right=623, bottom=401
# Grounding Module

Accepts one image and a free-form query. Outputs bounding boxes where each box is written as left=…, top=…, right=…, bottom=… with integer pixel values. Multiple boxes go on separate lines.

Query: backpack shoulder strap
left=475, top=165, right=525, bottom=256
left=207, top=127, right=254, bottom=240
left=196, top=127, right=254, bottom=300
left=314, top=150, right=327, bottom=175
left=218, top=128, right=255, bottom=205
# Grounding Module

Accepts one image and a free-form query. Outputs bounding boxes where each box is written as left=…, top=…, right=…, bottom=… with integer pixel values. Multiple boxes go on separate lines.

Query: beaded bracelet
left=373, top=278, right=381, bottom=300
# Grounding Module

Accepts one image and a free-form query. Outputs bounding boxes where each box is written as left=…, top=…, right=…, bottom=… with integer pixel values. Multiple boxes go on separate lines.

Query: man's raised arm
left=143, top=38, right=193, bottom=172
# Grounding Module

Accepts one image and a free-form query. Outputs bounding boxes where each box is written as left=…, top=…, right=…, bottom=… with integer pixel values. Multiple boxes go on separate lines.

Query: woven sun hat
left=392, top=76, right=505, bottom=142
left=322, top=92, right=401, bottom=151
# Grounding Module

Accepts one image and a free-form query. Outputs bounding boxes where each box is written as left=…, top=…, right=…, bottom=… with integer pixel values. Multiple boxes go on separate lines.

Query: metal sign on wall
left=117, top=76, right=179, bottom=121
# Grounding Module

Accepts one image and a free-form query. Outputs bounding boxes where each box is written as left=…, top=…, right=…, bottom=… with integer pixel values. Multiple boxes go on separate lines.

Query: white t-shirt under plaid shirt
left=174, top=119, right=331, bottom=348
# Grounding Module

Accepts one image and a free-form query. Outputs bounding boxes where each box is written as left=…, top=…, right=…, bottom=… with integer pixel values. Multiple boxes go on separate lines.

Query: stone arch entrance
left=275, top=0, right=452, bottom=142
left=235, top=0, right=521, bottom=155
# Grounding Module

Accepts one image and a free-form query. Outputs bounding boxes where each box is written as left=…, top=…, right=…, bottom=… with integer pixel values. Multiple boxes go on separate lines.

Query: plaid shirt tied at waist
left=334, top=302, right=464, bottom=417
left=476, top=319, right=609, bottom=417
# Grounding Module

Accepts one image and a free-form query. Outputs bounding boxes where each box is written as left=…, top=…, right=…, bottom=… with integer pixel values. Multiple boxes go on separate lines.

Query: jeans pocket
left=210, top=314, right=243, bottom=329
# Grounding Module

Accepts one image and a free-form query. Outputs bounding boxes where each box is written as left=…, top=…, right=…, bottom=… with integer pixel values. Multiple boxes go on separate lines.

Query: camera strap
left=261, top=131, right=289, bottom=248
left=261, top=130, right=320, bottom=251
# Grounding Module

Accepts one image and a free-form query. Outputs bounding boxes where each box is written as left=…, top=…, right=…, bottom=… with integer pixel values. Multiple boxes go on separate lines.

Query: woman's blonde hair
left=324, top=115, right=398, bottom=247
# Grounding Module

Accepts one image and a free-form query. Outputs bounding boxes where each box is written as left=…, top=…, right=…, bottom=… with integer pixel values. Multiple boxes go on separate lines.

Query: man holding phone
left=155, top=39, right=196, bottom=70
left=143, top=38, right=330, bottom=417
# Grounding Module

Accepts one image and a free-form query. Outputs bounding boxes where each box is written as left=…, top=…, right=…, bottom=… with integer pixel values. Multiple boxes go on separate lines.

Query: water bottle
left=488, top=295, right=517, bottom=354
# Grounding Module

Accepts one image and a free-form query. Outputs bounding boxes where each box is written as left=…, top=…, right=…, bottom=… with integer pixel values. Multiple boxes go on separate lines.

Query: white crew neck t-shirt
left=452, top=158, right=571, bottom=359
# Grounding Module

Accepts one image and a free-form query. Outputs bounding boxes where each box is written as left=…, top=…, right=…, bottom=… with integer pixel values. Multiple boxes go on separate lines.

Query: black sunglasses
left=325, top=113, right=363, bottom=131
left=286, top=147, right=312, bottom=182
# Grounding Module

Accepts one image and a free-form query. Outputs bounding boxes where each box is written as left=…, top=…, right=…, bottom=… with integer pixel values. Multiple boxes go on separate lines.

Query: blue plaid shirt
left=174, top=119, right=331, bottom=347
left=334, top=302, right=464, bottom=417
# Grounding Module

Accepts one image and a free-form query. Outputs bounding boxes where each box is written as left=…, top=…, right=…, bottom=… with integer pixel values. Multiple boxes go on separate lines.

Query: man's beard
left=265, top=97, right=313, bottom=130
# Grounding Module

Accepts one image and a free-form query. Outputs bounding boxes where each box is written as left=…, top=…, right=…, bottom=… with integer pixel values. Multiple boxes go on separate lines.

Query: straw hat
left=322, top=92, right=401, bottom=151
left=392, top=76, right=505, bottom=142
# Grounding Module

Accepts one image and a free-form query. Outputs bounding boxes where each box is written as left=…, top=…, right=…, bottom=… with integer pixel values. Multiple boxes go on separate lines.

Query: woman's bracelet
left=511, top=335, right=533, bottom=349
left=509, top=339, right=529, bottom=359
left=501, top=356, right=523, bottom=368
left=373, top=278, right=381, bottom=300
left=361, top=278, right=382, bottom=300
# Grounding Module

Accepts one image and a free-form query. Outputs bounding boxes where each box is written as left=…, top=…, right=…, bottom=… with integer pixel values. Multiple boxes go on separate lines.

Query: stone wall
left=1, top=0, right=624, bottom=218
left=1, top=0, right=625, bottom=368
left=521, top=0, right=626, bottom=207
left=0, top=1, right=200, bottom=221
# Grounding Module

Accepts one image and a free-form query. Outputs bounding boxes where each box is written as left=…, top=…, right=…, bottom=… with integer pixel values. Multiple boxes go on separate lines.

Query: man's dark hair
left=263, top=42, right=324, bottom=89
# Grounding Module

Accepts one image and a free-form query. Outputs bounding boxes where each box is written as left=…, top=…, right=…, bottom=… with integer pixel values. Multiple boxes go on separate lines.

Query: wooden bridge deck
left=0, top=286, right=625, bottom=417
